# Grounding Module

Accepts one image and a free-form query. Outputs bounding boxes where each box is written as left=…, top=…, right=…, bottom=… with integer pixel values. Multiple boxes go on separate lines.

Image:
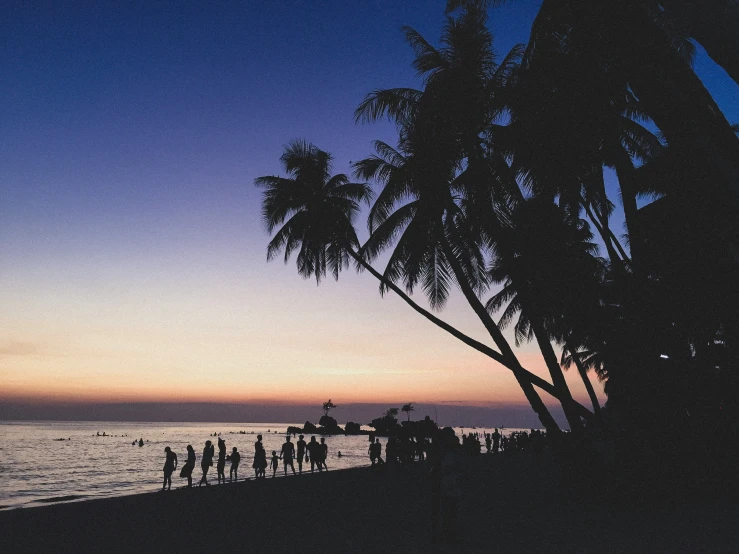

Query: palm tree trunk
left=566, top=343, right=602, bottom=415
left=613, top=150, right=641, bottom=273
left=436, top=237, right=562, bottom=433
left=619, top=1, right=739, bottom=209
left=530, top=317, right=584, bottom=431
left=583, top=201, right=625, bottom=268
left=608, top=227, right=630, bottom=264
left=660, top=0, right=739, bottom=86
left=593, top=170, right=630, bottom=267
left=495, top=157, right=590, bottom=429
left=345, top=248, right=591, bottom=425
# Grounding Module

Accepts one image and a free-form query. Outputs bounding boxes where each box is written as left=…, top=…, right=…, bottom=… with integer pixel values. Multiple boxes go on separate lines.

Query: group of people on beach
left=161, top=434, right=330, bottom=491
left=461, top=428, right=546, bottom=456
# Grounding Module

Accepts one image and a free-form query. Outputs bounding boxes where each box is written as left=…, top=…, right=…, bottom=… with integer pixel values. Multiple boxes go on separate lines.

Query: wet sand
left=2, top=454, right=738, bottom=553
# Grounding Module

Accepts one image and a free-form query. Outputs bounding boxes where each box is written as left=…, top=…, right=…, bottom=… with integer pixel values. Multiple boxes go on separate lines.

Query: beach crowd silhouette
left=157, top=424, right=542, bottom=544
left=161, top=432, right=350, bottom=490
left=160, top=426, right=546, bottom=491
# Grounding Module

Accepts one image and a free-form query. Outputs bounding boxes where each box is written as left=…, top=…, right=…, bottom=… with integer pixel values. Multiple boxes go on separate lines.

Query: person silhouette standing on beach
left=296, top=435, right=307, bottom=474
left=281, top=436, right=296, bottom=476
left=199, top=440, right=214, bottom=486
left=319, top=437, right=329, bottom=471
left=372, top=438, right=384, bottom=466
left=216, top=437, right=227, bottom=484
left=492, top=429, right=501, bottom=454
left=253, top=435, right=267, bottom=478
left=162, top=447, right=178, bottom=491
left=180, top=445, right=196, bottom=487
left=307, top=436, right=321, bottom=473
left=369, top=439, right=378, bottom=466
left=270, top=450, right=279, bottom=477
left=230, top=447, right=240, bottom=482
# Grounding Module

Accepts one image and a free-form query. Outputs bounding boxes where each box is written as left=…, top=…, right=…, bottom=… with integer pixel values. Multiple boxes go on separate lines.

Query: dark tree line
left=256, top=0, right=739, bottom=438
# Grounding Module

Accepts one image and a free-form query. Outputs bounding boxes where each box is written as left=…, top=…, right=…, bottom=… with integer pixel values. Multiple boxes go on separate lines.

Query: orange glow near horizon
left=1, top=236, right=604, bottom=412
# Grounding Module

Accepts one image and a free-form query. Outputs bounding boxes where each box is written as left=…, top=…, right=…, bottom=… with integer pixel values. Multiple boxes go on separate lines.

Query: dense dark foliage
left=257, top=0, right=739, bottom=458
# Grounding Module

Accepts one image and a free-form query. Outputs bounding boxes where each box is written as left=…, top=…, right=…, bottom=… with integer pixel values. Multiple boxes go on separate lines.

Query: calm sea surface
left=0, top=421, right=521, bottom=510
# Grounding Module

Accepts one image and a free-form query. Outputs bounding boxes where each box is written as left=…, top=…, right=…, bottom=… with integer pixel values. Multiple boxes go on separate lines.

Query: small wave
left=34, top=494, right=87, bottom=504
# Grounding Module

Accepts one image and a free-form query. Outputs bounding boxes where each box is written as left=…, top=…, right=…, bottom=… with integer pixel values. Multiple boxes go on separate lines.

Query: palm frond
left=266, top=211, right=307, bottom=263
left=490, top=43, right=524, bottom=88
left=354, top=88, right=422, bottom=125
left=421, top=246, right=452, bottom=310
left=331, top=182, right=374, bottom=205
left=361, top=201, right=418, bottom=262
left=255, top=175, right=308, bottom=233
left=366, top=165, right=414, bottom=233
left=402, top=26, right=448, bottom=77
left=445, top=0, right=506, bottom=14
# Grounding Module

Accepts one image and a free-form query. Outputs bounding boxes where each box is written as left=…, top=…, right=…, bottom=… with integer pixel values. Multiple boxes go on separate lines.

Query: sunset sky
left=2, top=1, right=737, bottom=422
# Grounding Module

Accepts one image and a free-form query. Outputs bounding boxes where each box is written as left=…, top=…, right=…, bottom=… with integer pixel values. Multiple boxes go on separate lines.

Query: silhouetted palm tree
left=401, top=403, right=415, bottom=422
left=255, top=140, right=373, bottom=284
left=256, top=142, right=578, bottom=425
left=354, top=5, right=574, bottom=433
left=322, top=400, right=338, bottom=417
left=648, top=0, right=739, bottom=86
left=486, top=199, right=605, bottom=429
left=526, top=0, right=739, bottom=214
left=256, top=0, right=739, bottom=441
left=561, top=345, right=603, bottom=414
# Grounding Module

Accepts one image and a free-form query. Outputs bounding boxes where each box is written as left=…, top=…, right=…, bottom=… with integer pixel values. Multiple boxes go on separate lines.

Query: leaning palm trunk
left=344, top=246, right=584, bottom=431
left=436, top=237, right=562, bottom=433
left=613, top=152, right=641, bottom=274
left=565, top=343, right=602, bottom=415
left=530, top=316, right=584, bottom=431
left=620, top=2, right=739, bottom=210
left=592, top=171, right=629, bottom=268
left=351, top=247, right=592, bottom=419
left=660, top=0, right=739, bottom=86
left=583, top=201, right=627, bottom=269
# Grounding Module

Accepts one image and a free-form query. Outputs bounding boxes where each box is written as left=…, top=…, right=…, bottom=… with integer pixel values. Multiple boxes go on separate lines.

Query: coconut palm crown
left=255, top=140, right=374, bottom=283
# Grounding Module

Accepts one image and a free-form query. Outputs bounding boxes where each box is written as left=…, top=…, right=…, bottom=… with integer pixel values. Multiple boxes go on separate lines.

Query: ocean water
left=0, top=421, right=516, bottom=510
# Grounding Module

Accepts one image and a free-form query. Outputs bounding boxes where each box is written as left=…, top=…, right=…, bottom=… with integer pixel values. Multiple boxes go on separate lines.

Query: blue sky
left=1, top=1, right=737, bottom=422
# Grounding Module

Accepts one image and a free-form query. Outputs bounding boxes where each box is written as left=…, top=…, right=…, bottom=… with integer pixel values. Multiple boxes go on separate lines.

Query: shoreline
left=4, top=463, right=371, bottom=510
left=1, top=464, right=373, bottom=512
left=3, top=454, right=738, bottom=553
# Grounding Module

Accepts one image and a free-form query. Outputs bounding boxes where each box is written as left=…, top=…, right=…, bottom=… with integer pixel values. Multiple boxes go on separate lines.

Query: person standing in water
left=199, top=440, right=214, bottom=486
left=230, top=447, right=241, bottom=482
left=319, top=437, right=329, bottom=471
left=162, top=447, right=178, bottom=491
left=296, top=435, right=307, bottom=474
left=307, top=436, right=321, bottom=473
left=180, top=445, right=196, bottom=487
left=281, top=436, right=296, bottom=476
left=216, top=437, right=227, bottom=484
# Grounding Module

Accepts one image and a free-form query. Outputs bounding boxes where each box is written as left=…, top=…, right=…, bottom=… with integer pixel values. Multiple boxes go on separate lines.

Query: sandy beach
left=3, top=452, right=738, bottom=553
